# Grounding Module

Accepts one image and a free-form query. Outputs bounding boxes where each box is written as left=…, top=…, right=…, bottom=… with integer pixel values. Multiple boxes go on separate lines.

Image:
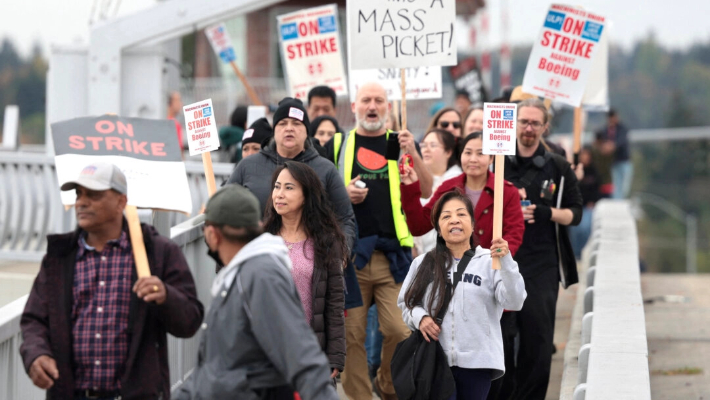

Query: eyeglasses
left=439, top=121, right=461, bottom=129
left=518, top=119, right=544, bottom=129
left=420, top=142, right=441, bottom=150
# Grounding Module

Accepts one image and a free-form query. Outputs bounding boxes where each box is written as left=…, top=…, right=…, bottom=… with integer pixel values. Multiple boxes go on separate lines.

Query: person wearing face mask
left=176, top=185, right=339, bottom=400
left=427, top=107, right=463, bottom=139
left=463, top=107, right=484, bottom=136
left=263, top=161, right=347, bottom=384
left=398, top=191, right=526, bottom=399
left=227, top=97, right=356, bottom=254
left=413, top=129, right=462, bottom=255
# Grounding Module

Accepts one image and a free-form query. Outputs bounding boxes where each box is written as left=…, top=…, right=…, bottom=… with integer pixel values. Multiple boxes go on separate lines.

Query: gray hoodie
left=175, top=233, right=338, bottom=400
left=398, top=246, right=527, bottom=380
left=228, top=138, right=356, bottom=251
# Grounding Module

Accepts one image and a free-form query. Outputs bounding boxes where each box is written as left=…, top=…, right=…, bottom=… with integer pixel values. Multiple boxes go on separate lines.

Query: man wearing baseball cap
left=176, top=185, right=338, bottom=400
left=20, top=162, right=204, bottom=399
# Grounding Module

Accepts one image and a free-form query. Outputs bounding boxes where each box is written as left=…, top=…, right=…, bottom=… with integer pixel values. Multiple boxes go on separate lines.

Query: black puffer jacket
left=311, top=258, right=346, bottom=372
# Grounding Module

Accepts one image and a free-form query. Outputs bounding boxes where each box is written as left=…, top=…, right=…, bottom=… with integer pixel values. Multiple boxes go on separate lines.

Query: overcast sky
left=3, top=0, right=710, bottom=58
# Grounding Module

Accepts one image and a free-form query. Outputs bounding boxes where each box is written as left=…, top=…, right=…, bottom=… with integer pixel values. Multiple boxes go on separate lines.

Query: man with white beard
left=324, top=82, right=426, bottom=400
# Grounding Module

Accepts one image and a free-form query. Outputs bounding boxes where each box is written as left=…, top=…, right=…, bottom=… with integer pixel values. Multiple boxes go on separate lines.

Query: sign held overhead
left=277, top=5, right=348, bottom=99
left=522, top=4, right=606, bottom=107
left=347, top=0, right=458, bottom=70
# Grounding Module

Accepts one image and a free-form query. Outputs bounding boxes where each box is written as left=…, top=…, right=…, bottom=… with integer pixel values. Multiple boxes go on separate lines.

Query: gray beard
left=358, top=116, right=385, bottom=132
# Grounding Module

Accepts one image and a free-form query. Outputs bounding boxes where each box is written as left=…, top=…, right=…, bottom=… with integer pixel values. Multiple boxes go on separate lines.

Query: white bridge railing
left=0, top=216, right=213, bottom=400
left=561, top=200, right=651, bottom=400
left=0, top=150, right=234, bottom=261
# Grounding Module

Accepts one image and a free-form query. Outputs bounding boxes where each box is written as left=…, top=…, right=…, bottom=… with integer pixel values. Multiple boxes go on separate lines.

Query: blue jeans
left=569, top=207, right=594, bottom=260
left=366, top=304, right=383, bottom=368
left=612, top=160, right=633, bottom=199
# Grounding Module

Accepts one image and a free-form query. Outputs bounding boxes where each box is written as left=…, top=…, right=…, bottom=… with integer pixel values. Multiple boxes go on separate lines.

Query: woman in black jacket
left=263, top=161, right=348, bottom=379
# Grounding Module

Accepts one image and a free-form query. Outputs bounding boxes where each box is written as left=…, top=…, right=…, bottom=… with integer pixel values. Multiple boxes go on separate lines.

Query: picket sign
left=277, top=5, right=348, bottom=99
left=482, top=103, right=518, bottom=270
left=522, top=4, right=608, bottom=163
left=183, top=99, right=220, bottom=196
left=205, top=23, right=262, bottom=106
left=51, top=115, right=192, bottom=278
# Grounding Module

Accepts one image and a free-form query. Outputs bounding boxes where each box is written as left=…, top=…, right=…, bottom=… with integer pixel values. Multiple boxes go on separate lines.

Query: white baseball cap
left=61, top=162, right=128, bottom=194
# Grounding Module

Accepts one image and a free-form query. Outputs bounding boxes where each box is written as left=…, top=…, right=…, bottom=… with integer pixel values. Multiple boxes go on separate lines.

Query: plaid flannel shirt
left=71, top=230, right=133, bottom=391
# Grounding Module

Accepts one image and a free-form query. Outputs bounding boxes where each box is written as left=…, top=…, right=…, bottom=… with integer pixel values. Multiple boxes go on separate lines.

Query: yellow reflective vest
left=333, top=129, right=413, bottom=248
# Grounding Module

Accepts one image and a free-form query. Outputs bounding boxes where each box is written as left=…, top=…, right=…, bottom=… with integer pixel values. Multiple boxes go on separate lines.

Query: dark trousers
left=512, top=267, right=560, bottom=400
left=253, top=385, right=293, bottom=400
left=447, top=367, right=492, bottom=400
left=487, top=311, right=518, bottom=400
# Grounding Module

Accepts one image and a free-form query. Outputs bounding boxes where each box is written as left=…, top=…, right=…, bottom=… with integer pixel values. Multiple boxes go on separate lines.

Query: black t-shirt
left=351, top=134, right=397, bottom=239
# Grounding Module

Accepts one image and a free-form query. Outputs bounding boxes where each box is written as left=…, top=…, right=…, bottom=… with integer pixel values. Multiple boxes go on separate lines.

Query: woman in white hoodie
left=397, top=190, right=527, bottom=400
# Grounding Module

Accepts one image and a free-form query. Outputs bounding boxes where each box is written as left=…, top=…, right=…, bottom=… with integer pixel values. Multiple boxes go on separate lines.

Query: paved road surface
left=0, top=260, right=39, bottom=308
left=643, top=273, right=710, bottom=400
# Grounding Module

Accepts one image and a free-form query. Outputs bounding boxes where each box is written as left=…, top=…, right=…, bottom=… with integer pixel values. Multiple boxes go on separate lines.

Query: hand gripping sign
left=482, top=103, right=518, bottom=270
left=277, top=4, right=348, bottom=99
left=522, top=4, right=606, bottom=107
left=52, top=115, right=192, bottom=277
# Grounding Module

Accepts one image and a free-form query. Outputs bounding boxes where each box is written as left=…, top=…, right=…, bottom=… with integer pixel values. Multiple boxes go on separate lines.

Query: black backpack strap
left=435, top=249, right=474, bottom=325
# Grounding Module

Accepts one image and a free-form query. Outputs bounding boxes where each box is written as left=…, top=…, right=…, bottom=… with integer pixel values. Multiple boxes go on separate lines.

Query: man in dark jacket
left=176, top=185, right=338, bottom=400
left=503, top=99, right=582, bottom=400
left=20, top=162, right=204, bottom=399
left=227, top=97, right=357, bottom=251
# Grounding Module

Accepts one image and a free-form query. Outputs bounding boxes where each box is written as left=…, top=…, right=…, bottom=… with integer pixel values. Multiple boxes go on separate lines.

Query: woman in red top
left=400, top=132, right=525, bottom=255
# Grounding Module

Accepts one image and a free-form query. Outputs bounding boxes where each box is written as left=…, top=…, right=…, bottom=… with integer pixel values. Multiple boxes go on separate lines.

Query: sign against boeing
left=522, top=4, right=606, bottom=107
left=277, top=5, right=348, bottom=99
left=347, top=0, right=457, bottom=70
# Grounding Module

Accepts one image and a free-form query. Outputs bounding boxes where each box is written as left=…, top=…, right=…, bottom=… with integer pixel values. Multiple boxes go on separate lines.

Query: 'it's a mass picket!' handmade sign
left=347, top=0, right=457, bottom=70
left=522, top=4, right=606, bottom=107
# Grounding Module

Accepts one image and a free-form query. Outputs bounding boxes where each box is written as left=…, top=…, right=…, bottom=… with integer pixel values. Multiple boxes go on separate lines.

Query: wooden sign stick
left=491, top=155, right=505, bottom=270
left=125, top=205, right=152, bottom=278
left=202, top=152, right=218, bottom=197
left=400, top=68, right=407, bottom=130
left=229, top=61, right=263, bottom=106
left=572, top=106, right=583, bottom=165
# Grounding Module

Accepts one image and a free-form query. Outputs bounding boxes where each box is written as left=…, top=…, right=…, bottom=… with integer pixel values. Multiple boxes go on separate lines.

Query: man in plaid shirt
left=20, top=162, right=204, bottom=399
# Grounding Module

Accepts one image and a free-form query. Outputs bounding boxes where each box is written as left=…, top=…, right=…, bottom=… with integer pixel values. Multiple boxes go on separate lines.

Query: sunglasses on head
left=439, top=121, right=461, bottom=129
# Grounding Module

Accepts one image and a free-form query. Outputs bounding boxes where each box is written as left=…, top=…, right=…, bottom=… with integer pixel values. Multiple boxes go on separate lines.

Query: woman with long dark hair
left=263, top=161, right=347, bottom=380
left=414, top=128, right=462, bottom=255
left=397, top=191, right=527, bottom=400
left=401, top=132, right=525, bottom=255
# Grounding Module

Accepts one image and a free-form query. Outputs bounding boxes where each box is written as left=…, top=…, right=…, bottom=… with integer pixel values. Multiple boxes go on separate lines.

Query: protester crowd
left=21, top=79, right=639, bottom=400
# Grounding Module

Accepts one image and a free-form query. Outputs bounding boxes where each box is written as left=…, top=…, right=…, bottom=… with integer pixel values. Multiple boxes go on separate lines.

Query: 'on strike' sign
left=482, top=103, right=517, bottom=156
left=347, top=0, right=457, bottom=70
left=277, top=5, right=348, bottom=99
left=183, top=99, right=220, bottom=156
left=522, top=4, right=606, bottom=107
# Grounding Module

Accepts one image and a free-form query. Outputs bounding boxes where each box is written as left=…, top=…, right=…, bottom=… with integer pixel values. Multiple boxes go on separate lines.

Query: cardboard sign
left=521, top=4, right=606, bottom=107
left=449, top=56, right=487, bottom=104
left=51, top=116, right=192, bottom=214
left=183, top=99, right=220, bottom=156
left=349, top=67, right=442, bottom=102
left=205, top=23, right=237, bottom=63
left=347, top=0, right=457, bottom=70
left=277, top=5, right=348, bottom=99
left=482, top=103, right=517, bottom=156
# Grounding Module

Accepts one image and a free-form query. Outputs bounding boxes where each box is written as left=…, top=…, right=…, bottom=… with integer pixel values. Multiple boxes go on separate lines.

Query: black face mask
left=205, top=239, right=224, bottom=269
